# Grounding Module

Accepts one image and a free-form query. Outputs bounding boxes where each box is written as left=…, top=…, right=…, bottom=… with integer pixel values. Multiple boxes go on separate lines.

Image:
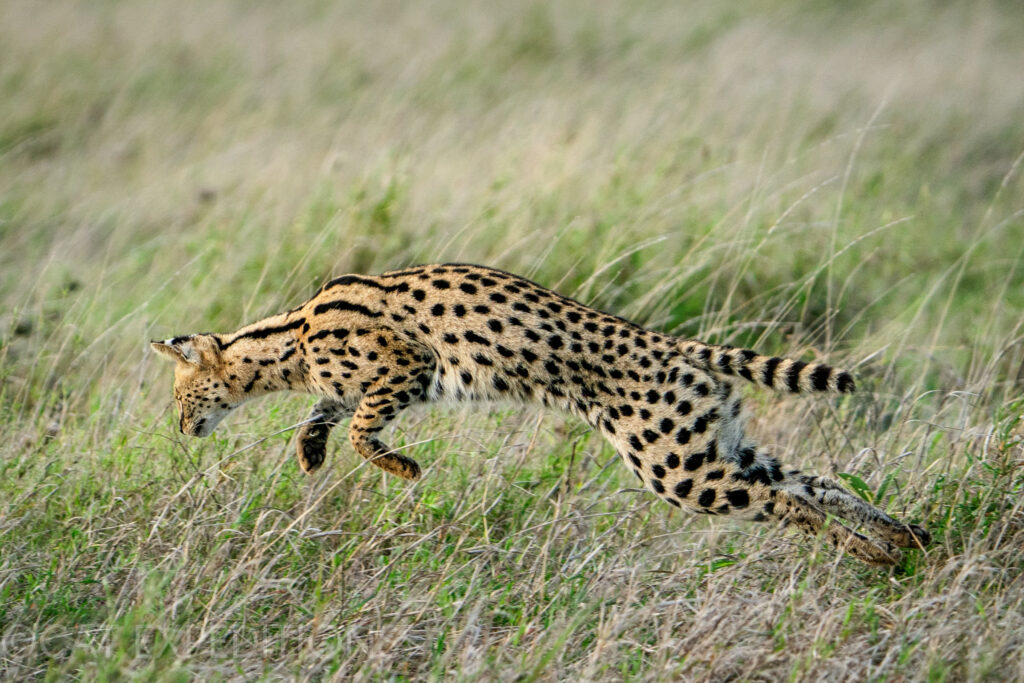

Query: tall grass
left=2, top=1, right=1023, bottom=679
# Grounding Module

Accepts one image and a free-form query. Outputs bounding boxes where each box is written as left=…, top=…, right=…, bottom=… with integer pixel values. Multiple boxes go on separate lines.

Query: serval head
left=150, top=334, right=237, bottom=437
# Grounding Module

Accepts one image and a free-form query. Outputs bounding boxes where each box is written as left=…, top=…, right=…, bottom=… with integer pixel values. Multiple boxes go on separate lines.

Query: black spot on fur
left=726, top=489, right=749, bottom=508
left=739, top=447, right=756, bottom=469
left=810, top=364, right=831, bottom=391
left=763, top=357, right=782, bottom=388
left=717, top=353, right=734, bottom=374
left=786, top=360, right=807, bottom=392
left=837, top=372, right=855, bottom=393
left=464, top=331, right=491, bottom=346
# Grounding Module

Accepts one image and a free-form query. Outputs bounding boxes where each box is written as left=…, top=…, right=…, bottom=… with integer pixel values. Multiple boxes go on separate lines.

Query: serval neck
left=217, top=311, right=309, bottom=398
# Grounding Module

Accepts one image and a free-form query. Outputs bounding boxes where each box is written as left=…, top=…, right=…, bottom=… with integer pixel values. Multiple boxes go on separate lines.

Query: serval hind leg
left=792, top=473, right=931, bottom=549
left=768, top=488, right=902, bottom=565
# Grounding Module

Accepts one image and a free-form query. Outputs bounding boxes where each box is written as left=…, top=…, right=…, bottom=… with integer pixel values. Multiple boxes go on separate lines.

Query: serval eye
left=153, top=263, right=924, bottom=567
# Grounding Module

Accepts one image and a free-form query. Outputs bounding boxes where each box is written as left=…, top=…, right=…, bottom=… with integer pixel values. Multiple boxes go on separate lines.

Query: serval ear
left=150, top=334, right=221, bottom=367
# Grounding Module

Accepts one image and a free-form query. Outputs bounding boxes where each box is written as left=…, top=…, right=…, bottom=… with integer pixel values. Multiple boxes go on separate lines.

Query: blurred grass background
left=1, top=1, right=1023, bottom=680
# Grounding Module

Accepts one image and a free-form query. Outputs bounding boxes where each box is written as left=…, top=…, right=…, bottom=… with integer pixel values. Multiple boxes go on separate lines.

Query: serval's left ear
left=150, top=338, right=189, bottom=363
left=150, top=334, right=221, bottom=367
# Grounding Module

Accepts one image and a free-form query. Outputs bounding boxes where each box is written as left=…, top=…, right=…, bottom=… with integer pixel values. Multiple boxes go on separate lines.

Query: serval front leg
left=345, top=334, right=435, bottom=481
left=296, top=399, right=353, bottom=474
left=347, top=372, right=428, bottom=481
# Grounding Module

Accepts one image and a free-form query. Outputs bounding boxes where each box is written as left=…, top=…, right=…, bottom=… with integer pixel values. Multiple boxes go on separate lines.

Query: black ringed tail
left=677, top=340, right=855, bottom=394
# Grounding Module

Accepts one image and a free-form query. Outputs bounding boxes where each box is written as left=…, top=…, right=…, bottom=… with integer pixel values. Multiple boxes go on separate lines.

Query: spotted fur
left=151, top=263, right=929, bottom=565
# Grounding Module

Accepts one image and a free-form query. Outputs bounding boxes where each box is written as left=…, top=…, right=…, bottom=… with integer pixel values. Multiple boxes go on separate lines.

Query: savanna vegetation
left=2, top=1, right=1023, bottom=680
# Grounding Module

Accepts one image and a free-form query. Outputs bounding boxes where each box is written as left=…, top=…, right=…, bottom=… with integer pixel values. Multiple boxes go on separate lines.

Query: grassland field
left=2, top=1, right=1024, bottom=680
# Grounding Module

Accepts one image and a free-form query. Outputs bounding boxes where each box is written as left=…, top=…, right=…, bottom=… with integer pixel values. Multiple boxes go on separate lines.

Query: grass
left=2, top=0, right=1024, bottom=679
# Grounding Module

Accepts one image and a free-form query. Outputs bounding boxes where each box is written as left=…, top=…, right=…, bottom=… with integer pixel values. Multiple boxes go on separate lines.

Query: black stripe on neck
left=313, top=300, right=383, bottom=317
left=221, top=318, right=306, bottom=348
left=322, top=275, right=409, bottom=294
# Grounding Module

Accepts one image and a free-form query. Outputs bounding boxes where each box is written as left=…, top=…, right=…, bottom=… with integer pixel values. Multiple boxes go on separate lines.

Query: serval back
left=151, top=263, right=930, bottom=566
